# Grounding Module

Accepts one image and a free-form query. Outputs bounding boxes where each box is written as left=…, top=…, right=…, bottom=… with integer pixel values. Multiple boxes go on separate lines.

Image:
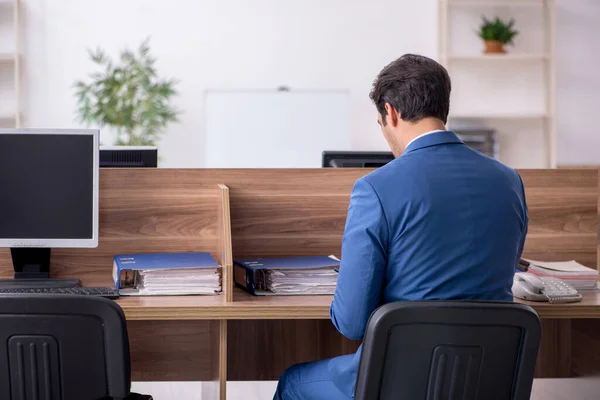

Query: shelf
left=449, top=113, right=549, bottom=119
left=0, top=113, right=17, bottom=120
left=444, top=1, right=544, bottom=7
left=445, top=54, right=550, bottom=61
left=0, top=53, right=16, bottom=63
left=0, top=113, right=20, bottom=128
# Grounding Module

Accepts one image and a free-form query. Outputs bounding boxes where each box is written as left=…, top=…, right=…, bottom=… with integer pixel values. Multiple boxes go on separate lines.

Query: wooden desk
left=118, top=290, right=600, bottom=321
left=117, top=290, right=333, bottom=321
left=1, top=168, right=599, bottom=399
left=117, top=288, right=600, bottom=382
left=519, top=292, right=600, bottom=319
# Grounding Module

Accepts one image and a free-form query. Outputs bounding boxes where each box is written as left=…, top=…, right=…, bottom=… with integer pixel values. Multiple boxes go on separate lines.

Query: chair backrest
left=0, top=295, right=131, bottom=400
left=355, top=301, right=541, bottom=400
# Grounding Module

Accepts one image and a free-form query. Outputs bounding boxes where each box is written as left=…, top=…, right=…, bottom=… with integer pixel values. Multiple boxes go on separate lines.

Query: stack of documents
left=113, top=252, right=222, bottom=296
left=521, top=258, right=599, bottom=290
left=234, top=255, right=340, bottom=296
left=265, top=268, right=338, bottom=295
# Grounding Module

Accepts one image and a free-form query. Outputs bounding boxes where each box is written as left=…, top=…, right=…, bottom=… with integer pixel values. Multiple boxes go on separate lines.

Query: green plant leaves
left=73, top=37, right=180, bottom=146
left=478, top=16, right=519, bottom=45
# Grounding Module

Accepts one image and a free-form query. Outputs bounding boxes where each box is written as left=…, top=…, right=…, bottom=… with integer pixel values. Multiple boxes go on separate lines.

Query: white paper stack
left=265, top=268, right=338, bottom=295
left=137, top=268, right=221, bottom=295
left=113, top=252, right=222, bottom=296
left=234, top=255, right=340, bottom=296
left=524, top=259, right=599, bottom=290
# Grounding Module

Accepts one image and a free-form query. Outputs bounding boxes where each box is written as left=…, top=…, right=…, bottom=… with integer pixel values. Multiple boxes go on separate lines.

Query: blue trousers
left=273, top=358, right=352, bottom=400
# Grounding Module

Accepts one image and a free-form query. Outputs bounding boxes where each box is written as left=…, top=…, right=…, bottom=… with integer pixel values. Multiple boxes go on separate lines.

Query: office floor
left=532, top=378, right=600, bottom=400
left=131, top=382, right=277, bottom=400
left=132, top=379, right=600, bottom=400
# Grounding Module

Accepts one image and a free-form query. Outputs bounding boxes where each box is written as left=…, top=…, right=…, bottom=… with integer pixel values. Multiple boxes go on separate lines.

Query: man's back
left=367, top=131, right=527, bottom=303
left=330, top=131, right=528, bottom=341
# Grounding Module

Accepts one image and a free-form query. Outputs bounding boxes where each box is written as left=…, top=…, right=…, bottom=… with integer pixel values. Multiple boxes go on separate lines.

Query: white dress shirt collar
left=405, top=130, right=446, bottom=150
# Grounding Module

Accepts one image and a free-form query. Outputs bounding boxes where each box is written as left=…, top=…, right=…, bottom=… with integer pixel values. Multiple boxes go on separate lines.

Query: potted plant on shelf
left=74, top=38, right=180, bottom=146
left=477, top=16, right=519, bottom=54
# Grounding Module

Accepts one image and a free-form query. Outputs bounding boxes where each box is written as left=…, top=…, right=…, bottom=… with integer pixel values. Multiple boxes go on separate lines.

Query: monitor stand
left=0, top=248, right=81, bottom=289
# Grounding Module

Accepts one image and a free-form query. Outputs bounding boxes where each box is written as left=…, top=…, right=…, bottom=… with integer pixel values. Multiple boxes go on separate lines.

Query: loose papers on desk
left=521, top=258, right=599, bottom=291
left=234, top=255, right=339, bottom=295
left=113, top=252, right=221, bottom=296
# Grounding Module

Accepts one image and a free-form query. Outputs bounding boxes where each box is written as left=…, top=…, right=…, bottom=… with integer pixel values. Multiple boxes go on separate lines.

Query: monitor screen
left=322, top=151, right=395, bottom=168
left=0, top=130, right=98, bottom=247
left=100, top=146, right=158, bottom=168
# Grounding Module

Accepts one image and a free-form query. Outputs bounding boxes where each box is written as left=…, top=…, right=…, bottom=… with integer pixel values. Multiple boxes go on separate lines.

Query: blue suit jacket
left=328, top=131, right=528, bottom=398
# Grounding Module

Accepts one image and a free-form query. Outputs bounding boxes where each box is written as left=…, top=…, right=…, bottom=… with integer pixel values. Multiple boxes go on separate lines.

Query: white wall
left=14, top=0, right=600, bottom=168
left=19, top=0, right=436, bottom=167
left=556, top=0, right=600, bottom=166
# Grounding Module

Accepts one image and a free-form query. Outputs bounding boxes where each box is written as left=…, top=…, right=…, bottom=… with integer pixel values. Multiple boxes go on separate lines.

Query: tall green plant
left=74, top=38, right=180, bottom=146
left=478, top=16, right=519, bottom=45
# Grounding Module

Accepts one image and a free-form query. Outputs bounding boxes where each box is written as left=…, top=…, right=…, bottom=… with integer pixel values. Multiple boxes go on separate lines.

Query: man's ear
left=384, top=103, right=400, bottom=127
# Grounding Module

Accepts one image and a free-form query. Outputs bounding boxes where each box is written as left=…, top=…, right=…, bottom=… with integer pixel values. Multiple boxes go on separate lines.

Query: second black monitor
left=322, top=151, right=395, bottom=168
left=100, top=146, right=158, bottom=168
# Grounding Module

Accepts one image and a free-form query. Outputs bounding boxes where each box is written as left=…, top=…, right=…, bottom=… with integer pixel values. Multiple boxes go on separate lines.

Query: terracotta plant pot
left=483, top=40, right=506, bottom=54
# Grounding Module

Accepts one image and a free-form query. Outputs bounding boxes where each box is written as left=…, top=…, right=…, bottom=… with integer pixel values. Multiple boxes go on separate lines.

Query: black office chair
left=0, top=295, right=152, bottom=400
left=355, top=301, right=541, bottom=400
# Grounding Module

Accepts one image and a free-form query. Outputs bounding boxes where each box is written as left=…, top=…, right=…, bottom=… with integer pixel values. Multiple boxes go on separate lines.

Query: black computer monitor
left=0, top=129, right=99, bottom=288
left=322, top=151, right=395, bottom=168
left=100, top=146, right=158, bottom=168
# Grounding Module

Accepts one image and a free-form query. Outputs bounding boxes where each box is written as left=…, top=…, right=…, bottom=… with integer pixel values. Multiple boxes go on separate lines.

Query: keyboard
left=0, top=287, right=119, bottom=299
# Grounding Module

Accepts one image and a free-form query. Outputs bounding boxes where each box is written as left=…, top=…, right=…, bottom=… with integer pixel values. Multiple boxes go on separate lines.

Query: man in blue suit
left=274, top=54, right=528, bottom=400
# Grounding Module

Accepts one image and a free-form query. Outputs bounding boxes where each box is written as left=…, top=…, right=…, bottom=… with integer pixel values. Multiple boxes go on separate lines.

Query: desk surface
left=117, top=289, right=332, bottom=320
left=116, top=288, right=600, bottom=320
left=518, top=292, right=600, bottom=319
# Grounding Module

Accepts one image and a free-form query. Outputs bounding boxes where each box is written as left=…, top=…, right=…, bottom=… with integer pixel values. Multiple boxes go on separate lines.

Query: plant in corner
left=74, top=38, right=180, bottom=146
left=477, top=16, right=519, bottom=54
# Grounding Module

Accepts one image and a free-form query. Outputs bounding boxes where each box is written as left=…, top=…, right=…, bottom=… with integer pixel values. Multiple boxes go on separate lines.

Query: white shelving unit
left=447, top=53, right=549, bottom=61
left=449, top=1, right=543, bottom=7
left=439, top=0, right=557, bottom=168
left=450, top=112, right=549, bottom=119
left=0, top=0, right=21, bottom=128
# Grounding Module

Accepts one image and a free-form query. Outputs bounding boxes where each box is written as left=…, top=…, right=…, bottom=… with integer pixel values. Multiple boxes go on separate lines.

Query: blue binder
left=113, top=252, right=219, bottom=295
left=234, top=255, right=340, bottom=296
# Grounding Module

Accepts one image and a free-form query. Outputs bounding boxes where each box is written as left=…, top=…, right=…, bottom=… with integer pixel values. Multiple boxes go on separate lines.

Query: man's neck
left=402, top=119, right=447, bottom=150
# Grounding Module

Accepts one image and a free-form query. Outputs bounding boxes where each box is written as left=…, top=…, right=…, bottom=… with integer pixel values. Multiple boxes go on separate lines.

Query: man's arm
left=330, top=178, right=389, bottom=340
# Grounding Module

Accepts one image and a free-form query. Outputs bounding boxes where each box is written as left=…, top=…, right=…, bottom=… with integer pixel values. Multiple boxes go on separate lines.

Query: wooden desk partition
left=1, top=168, right=600, bottom=398
left=223, top=169, right=366, bottom=380
left=519, top=169, right=598, bottom=268
left=0, top=170, right=233, bottom=400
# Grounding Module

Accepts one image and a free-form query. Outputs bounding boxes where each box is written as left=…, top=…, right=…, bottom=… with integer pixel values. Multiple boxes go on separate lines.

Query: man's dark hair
left=369, top=54, right=451, bottom=125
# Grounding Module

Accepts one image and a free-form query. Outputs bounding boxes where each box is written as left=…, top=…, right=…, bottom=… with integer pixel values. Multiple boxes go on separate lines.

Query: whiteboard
left=203, top=90, right=351, bottom=168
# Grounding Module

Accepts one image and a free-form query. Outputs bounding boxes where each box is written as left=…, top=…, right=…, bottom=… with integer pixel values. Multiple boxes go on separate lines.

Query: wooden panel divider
left=219, top=320, right=228, bottom=400
left=217, top=184, right=234, bottom=303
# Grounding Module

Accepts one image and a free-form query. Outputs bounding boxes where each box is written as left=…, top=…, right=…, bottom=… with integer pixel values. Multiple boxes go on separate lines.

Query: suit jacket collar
left=403, top=131, right=463, bottom=155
